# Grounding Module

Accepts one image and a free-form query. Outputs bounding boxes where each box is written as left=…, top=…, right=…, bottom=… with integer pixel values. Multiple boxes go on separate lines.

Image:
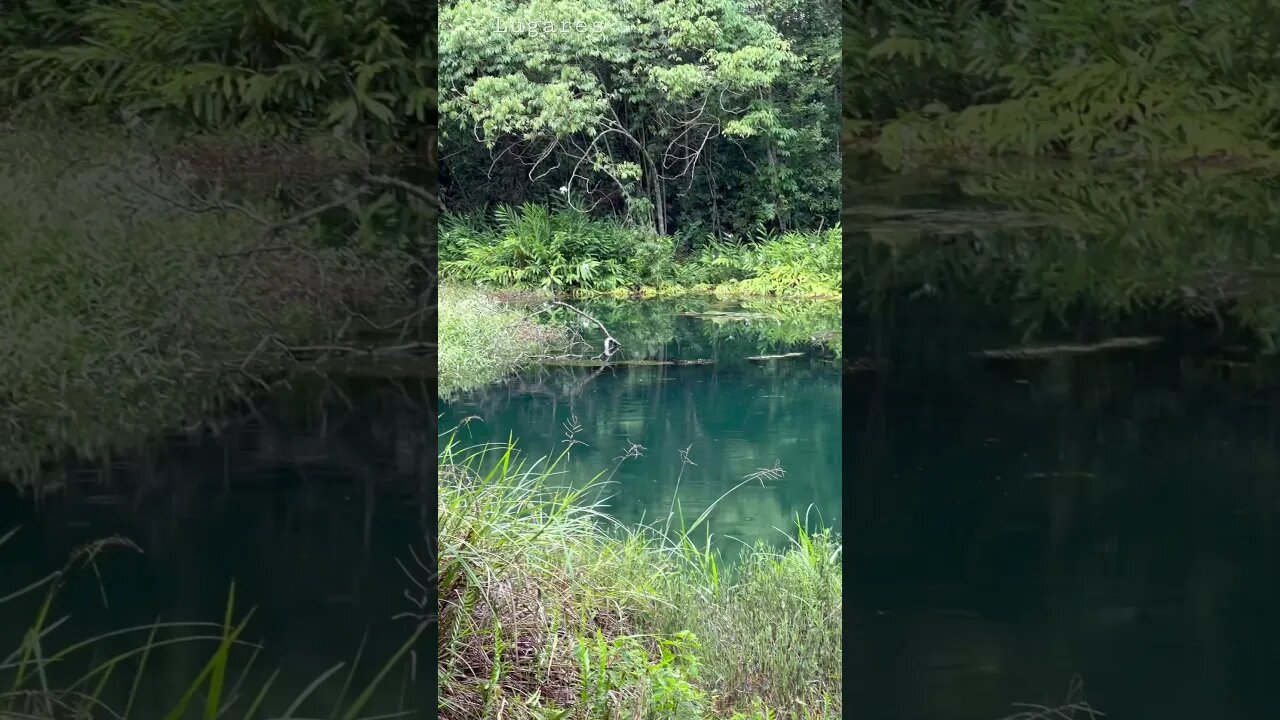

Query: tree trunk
left=656, top=173, right=667, bottom=235
left=766, top=140, right=786, bottom=233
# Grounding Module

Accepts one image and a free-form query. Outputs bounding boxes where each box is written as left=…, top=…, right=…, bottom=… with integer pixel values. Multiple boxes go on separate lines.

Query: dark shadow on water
left=846, top=164, right=1280, bottom=720
left=0, top=374, right=435, bottom=716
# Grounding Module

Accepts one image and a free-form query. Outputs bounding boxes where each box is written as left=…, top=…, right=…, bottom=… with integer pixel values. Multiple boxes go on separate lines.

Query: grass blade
left=338, top=622, right=425, bottom=720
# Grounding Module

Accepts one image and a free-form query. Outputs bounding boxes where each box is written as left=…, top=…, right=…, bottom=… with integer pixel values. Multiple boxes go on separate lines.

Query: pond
left=439, top=298, right=843, bottom=556
left=0, top=374, right=432, bottom=716
left=847, top=163, right=1280, bottom=719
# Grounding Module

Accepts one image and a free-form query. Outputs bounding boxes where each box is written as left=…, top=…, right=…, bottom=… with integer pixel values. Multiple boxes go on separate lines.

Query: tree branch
left=363, top=173, right=445, bottom=211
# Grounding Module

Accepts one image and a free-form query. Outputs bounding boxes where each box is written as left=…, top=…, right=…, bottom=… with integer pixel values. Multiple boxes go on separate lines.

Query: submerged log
left=676, top=311, right=773, bottom=321
left=746, top=352, right=805, bottom=361
left=845, top=357, right=878, bottom=373
left=537, top=358, right=715, bottom=368
left=305, top=354, right=437, bottom=378
left=972, top=336, right=1163, bottom=360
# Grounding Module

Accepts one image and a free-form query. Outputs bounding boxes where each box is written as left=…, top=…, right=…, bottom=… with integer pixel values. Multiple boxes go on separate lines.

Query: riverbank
left=0, top=120, right=422, bottom=482
left=437, top=436, right=842, bottom=720
left=438, top=287, right=842, bottom=399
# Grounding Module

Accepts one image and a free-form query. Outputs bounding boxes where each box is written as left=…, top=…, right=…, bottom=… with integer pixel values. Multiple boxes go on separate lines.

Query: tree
left=440, top=0, right=839, bottom=237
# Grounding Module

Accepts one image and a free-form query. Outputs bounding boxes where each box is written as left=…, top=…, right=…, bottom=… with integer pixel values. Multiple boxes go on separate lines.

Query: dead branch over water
left=997, top=675, right=1104, bottom=720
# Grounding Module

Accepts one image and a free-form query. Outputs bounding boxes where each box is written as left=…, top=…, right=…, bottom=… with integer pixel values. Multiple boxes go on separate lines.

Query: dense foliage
left=843, top=0, right=1280, bottom=165
left=440, top=0, right=839, bottom=238
left=442, top=206, right=840, bottom=297
left=1, top=0, right=433, bottom=148
left=0, top=0, right=437, bottom=259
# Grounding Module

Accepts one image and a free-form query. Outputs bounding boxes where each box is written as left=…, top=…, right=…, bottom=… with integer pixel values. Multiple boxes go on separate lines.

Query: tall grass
left=437, top=433, right=842, bottom=720
left=0, top=527, right=425, bottom=719
left=438, top=286, right=564, bottom=397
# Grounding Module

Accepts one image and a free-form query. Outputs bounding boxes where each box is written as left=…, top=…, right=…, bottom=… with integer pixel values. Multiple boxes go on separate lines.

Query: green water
left=439, top=298, right=843, bottom=554
left=847, top=162, right=1280, bottom=719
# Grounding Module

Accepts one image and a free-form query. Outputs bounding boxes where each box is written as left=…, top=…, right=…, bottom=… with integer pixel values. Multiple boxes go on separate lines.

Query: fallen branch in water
left=973, top=336, right=1162, bottom=360
left=547, top=301, right=620, bottom=358
left=997, top=674, right=1103, bottom=720
left=222, top=336, right=436, bottom=379
left=747, top=352, right=805, bottom=361
left=536, top=358, right=713, bottom=368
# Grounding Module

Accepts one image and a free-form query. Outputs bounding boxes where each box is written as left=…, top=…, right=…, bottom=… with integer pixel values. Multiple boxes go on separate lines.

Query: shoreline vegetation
left=439, top=285, right=565, bottom=396
left=438, top=286, right=843, bottom=397
left=0, top=120, right=424, bottom=482
left=441, top=207, right=842, bottom=301
left=438, top=435, right=842, bottom=720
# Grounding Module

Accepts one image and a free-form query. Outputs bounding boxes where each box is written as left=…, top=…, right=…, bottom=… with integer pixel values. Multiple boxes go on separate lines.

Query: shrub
left=688, top=228, right=841, bottom=298
left=441, top=205, right=677, bottom=294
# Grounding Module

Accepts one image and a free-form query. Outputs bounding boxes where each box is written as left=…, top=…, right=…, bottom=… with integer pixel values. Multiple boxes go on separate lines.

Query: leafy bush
left=0, top=0, right=433, bottom=149
left=688, top=228, right=842, bottom=298
left=442, top=207, right=841, bottom=298
left=441, top=205, right=677, bottom=293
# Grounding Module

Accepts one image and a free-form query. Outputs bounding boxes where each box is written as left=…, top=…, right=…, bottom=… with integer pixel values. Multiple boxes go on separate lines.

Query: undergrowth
left=437, top=433, right=842, bottom=720
left=440, top=205, right=840, bottom=299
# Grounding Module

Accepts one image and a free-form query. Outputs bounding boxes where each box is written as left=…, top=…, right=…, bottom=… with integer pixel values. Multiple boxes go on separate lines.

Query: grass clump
left=437, top=435, right=842, bottom=720
left=439, top=286, right=564, bottom=396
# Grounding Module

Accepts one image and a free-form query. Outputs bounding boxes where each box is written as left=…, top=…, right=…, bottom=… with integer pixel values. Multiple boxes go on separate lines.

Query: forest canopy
left=439, top=0, right=840, bottom=238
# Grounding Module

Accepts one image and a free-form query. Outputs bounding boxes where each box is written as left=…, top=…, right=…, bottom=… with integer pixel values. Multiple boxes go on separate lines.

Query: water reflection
left=847, top=164, right=1280, bottom=719
left=440, top=300, right=842, bottom=555
left=0, top=374, right=433, bottom=716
